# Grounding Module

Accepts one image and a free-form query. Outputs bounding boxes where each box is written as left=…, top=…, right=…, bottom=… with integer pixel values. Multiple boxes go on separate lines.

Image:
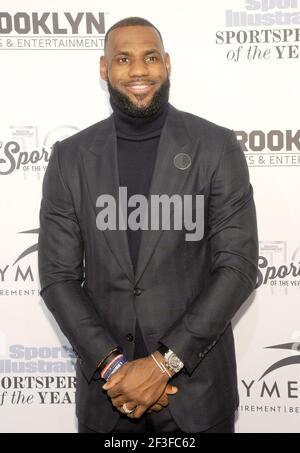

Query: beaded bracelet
left=101, top=354, right=127, bottom=381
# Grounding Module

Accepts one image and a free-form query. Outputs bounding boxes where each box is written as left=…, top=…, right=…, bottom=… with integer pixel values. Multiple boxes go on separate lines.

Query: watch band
left=157, top=343, right=169, bottom=355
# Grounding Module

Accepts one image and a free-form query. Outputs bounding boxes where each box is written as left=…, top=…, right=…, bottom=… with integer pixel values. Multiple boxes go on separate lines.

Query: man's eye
left=146, top=56, right=158, bottom=63
left=118, top=57, right=129, bottom=64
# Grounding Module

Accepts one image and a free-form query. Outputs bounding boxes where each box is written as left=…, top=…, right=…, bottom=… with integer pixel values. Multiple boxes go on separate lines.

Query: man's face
left=100, top=25, right=171, bottom=114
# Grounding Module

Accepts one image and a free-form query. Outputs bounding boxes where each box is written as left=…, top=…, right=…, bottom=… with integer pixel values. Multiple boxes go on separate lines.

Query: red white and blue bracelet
left=101, top=354, right=127, bottom=381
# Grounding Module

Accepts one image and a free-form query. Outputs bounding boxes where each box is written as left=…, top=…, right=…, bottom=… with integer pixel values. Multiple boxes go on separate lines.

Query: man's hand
left=102, top=352, right=176, bottom=419
left=146, top=383, right=178, bottom=414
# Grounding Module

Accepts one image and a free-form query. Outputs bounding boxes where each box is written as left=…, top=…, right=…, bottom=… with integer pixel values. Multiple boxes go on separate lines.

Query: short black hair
left=104, top=16, right=164, bottom=51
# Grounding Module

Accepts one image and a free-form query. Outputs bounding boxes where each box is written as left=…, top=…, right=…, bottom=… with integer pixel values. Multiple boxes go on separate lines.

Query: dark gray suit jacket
left=38, top=104, right=258, bottom=433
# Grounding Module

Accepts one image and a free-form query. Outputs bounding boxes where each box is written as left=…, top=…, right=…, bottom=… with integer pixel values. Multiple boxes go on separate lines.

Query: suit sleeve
left=158, top=130, right=259, bottom=375
left=38, top=141, right=119, bottom=383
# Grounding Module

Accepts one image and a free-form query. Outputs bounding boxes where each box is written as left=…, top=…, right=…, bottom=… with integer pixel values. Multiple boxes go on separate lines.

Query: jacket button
left=126, top=333, right=134, bottom=342
left=133, top=287, right=142, bottom=296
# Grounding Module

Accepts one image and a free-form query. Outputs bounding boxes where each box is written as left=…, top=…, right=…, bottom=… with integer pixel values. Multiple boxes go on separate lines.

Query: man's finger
left=118, top=401, right=137, bottom=415
left=102, top=380, right=117, bottom=391
left=148, top=403, right=163, bottom=413
left=165, top=385, right=178, bottom=394
left=157, top=395, right=168, bottom=407
left=127, top=405, right=146, bottom=419
left=111, top=395, right=127, bottom=408
left=102, top=374, right=123, bottom=391
left=106, top=385, right=123, bottom=398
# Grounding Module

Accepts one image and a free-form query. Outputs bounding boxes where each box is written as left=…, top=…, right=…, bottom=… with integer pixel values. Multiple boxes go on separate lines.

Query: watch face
left=168, top=353, right=183, bottom=372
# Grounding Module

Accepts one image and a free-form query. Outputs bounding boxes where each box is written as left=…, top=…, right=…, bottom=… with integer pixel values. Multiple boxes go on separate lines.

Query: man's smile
left=123, top=80, right=158, bottom=97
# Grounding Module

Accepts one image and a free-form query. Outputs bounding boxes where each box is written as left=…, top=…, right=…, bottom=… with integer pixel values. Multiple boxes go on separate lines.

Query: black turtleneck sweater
left=111, top=99, right=169, bottom=359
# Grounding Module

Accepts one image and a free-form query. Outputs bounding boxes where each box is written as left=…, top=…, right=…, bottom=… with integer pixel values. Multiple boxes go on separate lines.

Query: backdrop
left=0, top=0, right=299, bottom=433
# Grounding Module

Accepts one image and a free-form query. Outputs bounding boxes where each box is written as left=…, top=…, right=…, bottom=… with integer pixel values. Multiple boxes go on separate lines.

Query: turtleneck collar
left=110, top=97, right=170, bottom=141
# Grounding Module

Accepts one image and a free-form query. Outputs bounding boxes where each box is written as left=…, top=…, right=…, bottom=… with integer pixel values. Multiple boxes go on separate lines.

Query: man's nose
left=128, top=59, right=149, bottom=77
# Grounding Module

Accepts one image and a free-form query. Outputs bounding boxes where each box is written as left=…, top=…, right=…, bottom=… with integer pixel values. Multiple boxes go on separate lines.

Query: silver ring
left=122, top=403, right=135, bottom=414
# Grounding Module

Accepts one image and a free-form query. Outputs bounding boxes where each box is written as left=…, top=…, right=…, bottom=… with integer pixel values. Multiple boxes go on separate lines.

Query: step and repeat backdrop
left=0, top=0, right=299, bottom=433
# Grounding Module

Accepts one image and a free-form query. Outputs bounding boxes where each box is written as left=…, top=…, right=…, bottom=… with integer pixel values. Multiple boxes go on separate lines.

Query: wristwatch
left=157, top=344, right=184, bottom=374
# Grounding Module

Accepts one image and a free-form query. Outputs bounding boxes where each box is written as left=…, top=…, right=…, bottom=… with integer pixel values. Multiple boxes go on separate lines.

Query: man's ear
left=165, top=52, right=171, bottom=78
left=100, top=55, right=108, bottom=81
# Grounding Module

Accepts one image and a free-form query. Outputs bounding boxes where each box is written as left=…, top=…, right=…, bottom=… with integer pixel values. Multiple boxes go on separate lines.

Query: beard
left=107, top=75, right=170, bottom=118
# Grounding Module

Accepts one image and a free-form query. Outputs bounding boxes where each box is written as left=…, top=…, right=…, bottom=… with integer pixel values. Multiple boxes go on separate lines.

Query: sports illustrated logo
left=216, top=1, right=300, bottom=62
left=239, top=337, right=300, bottom=415
left=236, top=129, right=300, bottom=167
left=0, top=343, right=76, bottom=407
left=95, top=187, right=205, bottom=241
left=226, top=0, right=300, bottom=27
left=257, top=241, right=300, bottom=294
left=0, top=344, right=76, bottom=373
left=0, top=125, right=79, bottom=177
left=0, top=12, right=106, bottom=50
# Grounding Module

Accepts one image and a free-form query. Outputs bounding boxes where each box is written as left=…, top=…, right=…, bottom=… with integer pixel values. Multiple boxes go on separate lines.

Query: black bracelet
left=98, top=347, right=122, bottom=373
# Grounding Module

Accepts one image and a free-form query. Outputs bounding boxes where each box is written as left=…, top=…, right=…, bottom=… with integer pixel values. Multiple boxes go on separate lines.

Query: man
left=38, top=17, right=258, bottom=434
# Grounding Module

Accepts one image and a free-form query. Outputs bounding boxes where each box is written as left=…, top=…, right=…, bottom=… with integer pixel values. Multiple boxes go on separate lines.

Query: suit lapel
left=82, top=105, right=195, bottom=285
left=134, top=105, right=193, bottom=284
left=82, top=115, right=135, bottom=284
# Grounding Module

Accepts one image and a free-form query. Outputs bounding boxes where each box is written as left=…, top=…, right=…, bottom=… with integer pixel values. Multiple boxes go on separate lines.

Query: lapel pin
left=173, top=153, right=192, bottom=170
